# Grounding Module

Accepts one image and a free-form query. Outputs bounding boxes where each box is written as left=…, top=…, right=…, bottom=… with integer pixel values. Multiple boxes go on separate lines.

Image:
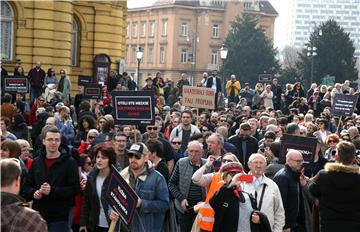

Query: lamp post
left=136, top=47, right=143, bottom=86
left=219, top=44, right=228, bottom=90
left=307, top=46, right=317, bottom=87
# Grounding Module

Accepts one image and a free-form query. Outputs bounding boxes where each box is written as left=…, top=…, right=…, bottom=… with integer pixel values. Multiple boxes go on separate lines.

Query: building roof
left=258, top=1, right=278, bottom=16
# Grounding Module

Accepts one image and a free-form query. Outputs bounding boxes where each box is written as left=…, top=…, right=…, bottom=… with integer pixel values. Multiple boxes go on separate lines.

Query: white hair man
left=242, top=153, right=285, bottom=232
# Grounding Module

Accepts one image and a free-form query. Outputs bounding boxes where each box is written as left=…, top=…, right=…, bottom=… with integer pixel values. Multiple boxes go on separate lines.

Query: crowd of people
left=1, top=63, right=360, bottom=232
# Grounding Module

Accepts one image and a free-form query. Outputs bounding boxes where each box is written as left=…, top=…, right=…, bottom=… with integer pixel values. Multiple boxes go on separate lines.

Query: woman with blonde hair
left=253, top=83, right=264, bottom=109
left=260, top=84, right=274, bottom=109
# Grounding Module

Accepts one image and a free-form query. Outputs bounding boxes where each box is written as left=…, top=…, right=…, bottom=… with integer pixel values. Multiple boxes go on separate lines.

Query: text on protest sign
left=258, top=74, right=272, bottom=82
left=112, top=91, right=155, bottom=125
left=83, top=83, right=101, bottom=100
left=104, top=166, right=139, bottom=226
left=78, top=75, right=93, bottom=86
left=331, top=94, right=358, bottom=117
left=4, top=77, right=29, bottom=93
left=280, top=135, right=317, bottom=167
left=182, top=86, right=215, bottom=110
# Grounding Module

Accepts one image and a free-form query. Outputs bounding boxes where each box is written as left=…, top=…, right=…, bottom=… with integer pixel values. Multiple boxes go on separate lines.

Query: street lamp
left=307, top=46, right=317, bottom=87
left=136, top=47, right=143, bottom=86
left=219, top=44, right=228, bottom=90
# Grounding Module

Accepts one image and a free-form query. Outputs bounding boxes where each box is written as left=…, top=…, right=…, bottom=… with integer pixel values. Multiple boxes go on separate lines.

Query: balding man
left=225, top=74, right=241, bottom=104
left=347, top=126, right=360, bottom=149
left=273, top=150, right=306, bottom=232
left=242, top=154, right=285, bottom=232
left=169, top=141, right=206, bottom=232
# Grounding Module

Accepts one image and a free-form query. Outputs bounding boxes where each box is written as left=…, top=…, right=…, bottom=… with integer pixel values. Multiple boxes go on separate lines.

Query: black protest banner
left=4, top=76, right=29, bottom=93
left=78, top=75, right=93, bottom=86
left=280, top=135, right=317, bottom=166
left=112, top=91, right=155, bottom=125
left=258, top=74, right=272, bottom=82
left=331, top=94, right=358, bottom=117
left=83, top=83, right=101, bottom=100
left=104, top=166, right=139, bottom=226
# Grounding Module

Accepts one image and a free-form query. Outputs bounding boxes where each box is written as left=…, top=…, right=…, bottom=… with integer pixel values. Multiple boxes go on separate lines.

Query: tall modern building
left=286, top=0, right=360, bottom=57
left=126, top=0, right=277, bottom=86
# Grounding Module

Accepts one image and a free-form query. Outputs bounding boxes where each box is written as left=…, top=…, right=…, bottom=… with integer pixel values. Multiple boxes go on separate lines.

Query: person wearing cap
left=226, top=74, right=241, bottom=104
left=242, top=153, right=285, bottom=232
left=209, top=161, right=271, bottom=232
left=168, top=141, right=207, bottom=232
left=228, top=122, right=259, bottom=172
left=192, top=153, right=240, bottom=231
left=120, top=142, right=169, bottom=232
left=142, top=76, right=158, bottom=93
left=1, top=158, right=48, bottom=232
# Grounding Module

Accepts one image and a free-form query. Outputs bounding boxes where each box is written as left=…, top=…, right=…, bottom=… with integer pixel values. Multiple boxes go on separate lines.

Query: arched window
left=1, top=1, right=14, bottom=60
left=71, top=18, right=80, bottom=66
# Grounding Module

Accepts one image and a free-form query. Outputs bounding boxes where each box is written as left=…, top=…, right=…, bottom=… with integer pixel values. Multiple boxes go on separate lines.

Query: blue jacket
left=120, top=166, right=169, bottom=232
left=55, top=116, right=75, bottom=143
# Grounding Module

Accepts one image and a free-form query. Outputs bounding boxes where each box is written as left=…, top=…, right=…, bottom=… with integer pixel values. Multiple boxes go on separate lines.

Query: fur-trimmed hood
left=324, top=162, right=360, bottom=174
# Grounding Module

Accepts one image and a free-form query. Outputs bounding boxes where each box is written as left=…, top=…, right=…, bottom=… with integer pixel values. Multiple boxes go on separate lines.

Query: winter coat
left=120, top=166, right=169, bottom=232
left=228, top=134, right=259, bottom=172
left=24, top=147, right=80, bottom=222
left=309, top=163, right=360, bottom=232
left=10, top=122, right=28, bottom=140
left=273, top=165, right=302, bottom=230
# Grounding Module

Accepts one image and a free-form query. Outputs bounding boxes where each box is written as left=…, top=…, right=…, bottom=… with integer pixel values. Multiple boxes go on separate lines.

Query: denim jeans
left=47, top=221, right=70, bottom=232
left=30, top=87, right=42, bottom=104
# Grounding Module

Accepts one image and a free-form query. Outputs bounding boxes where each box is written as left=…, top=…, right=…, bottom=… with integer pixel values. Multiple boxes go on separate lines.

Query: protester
left=24, top=126, right=80, bottom=231
left=79, top=145, right=120, bottom=232
left=309, top=141, right=360, bottom=232
left=1, top=158, right=48, bottom=232
left=28, top=61, right=46, bottom=104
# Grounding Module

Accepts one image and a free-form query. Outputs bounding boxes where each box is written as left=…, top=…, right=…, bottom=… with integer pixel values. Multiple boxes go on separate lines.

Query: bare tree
left=281, top=46, right=300, bottom=69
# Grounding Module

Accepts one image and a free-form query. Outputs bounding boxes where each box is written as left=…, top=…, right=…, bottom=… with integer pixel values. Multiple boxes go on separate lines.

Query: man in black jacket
left=309, top=141, right=360, bottom=232
left=24, top=125, right=80, bottom=231
left=273, top=149, right=305, bottom=232
left=228, top=122, right=259, bottom=172
left=206, top=70, right=222, bottom=110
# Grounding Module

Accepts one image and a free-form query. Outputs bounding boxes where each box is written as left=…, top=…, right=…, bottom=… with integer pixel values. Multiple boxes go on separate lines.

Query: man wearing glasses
left=24, top=126, right=80, bottom=231
left=143, top=120, right=175, bottom=174
left=120, top=142, right=169, bottom=232
left=273, top=150, right=306, bottom=232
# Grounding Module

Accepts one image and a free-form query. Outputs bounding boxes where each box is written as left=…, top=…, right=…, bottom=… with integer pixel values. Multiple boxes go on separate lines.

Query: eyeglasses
left=291, top=159, right=304, bottom=163
left=222, top=159, right=233, bottom=163
left=88, top=136, right=96, bottom=139
left=172, top=141, right=181, bottom=145
left=328, top=140, right=338, bottom=144
left=128, top=153, right=142, bottom=160
left=38, top=99, right=45, bottom=102
left=147, top=126, right=158, bottom=131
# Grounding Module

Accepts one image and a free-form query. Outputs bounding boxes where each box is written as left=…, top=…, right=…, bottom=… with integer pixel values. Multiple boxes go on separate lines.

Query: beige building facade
left=125, top=0, right=277, bottom=87
left=1, top=1, right=127, bottom=95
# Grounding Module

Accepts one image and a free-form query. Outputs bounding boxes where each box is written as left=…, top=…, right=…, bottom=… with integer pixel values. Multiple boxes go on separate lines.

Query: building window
left=132, top=47, right=136, bottom=63
left=181, top=22, right=188, bottom=37
left=149, top=21, right=155, bottom=37
left=1, top=1, right=14, bottom=60
left=211, top=50, right=218, bottom=65
left=162, top=19, right=168, bottom=36
left=126, top=23, right=129, bottom=38
left=181, top=48, right=187, bottom=64
left=160, top=46, right=165, bottom=64
left=147, top=46, right=153, bottom=64
left=71, top=18, right=80, bottom=66
left=132, top=22, right=138, bottom=37
left=212, top=24, right=219, bottom=38
left=141, top=21, right=146, bottom=37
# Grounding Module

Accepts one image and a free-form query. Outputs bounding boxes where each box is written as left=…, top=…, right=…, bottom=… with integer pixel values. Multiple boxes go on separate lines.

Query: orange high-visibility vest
left=197, top=172, right=224, bottom=231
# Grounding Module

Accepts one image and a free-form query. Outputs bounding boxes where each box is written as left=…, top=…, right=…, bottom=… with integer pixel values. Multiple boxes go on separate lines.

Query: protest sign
left=78, top=75, right=93, bottom=86
left=331, top=94, right=358, bottom=117
left=182, top=85, right=215, bottom=110
left=4, top=76, right=29, bottom=93
left=279, top=135, right=317, bottom=166
left=112, top=91, right=155, bottom=125
left=83, top=83, right=101, bottom=100
left=258, top=74, right=272, bottom=82
left=104, top=166, right=139, bottom=226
